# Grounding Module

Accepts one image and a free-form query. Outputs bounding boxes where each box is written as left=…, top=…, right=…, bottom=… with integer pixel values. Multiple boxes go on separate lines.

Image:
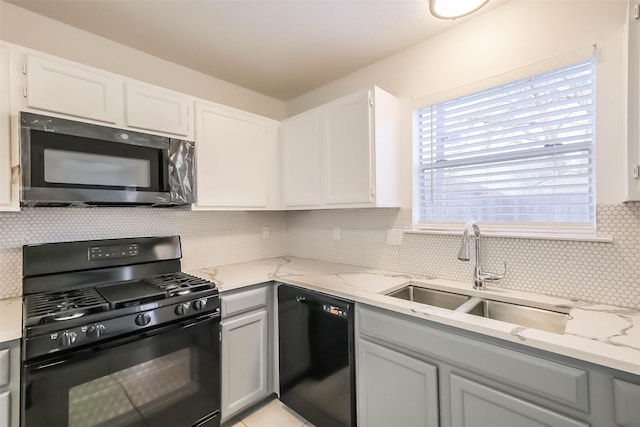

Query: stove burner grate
left=144, top=272, right=214, bottom=297
left=25, top=288, right=109, bottom=326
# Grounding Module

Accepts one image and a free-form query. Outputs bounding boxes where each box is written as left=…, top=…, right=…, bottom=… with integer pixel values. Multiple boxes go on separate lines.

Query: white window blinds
left=415, top=57, right=596, bottom=233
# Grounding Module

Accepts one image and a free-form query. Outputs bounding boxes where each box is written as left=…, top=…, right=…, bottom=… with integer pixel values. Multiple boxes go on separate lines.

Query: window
left=414, top=58, right=596, bottom=234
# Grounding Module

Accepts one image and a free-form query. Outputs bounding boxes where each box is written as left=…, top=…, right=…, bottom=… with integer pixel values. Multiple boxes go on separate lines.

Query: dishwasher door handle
left=296, top=295, right=321, bottom=307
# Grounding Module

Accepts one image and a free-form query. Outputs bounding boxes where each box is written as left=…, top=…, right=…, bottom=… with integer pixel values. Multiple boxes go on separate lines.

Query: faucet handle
left=479, top=261, right=507, bottom=282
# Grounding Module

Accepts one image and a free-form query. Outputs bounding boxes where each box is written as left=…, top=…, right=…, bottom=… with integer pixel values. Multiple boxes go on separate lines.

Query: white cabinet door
left=280, top=109, right=322, bottom=208
left=358, top=338, right=439, bottom=427
left=221, top=309, right=269, bottom=421
left=626, top=1, right=640, bottom=200
left=26, top=55, right=121, bottom=124
left=322, top=90, right=374, bottom=205
left=194, top=102, right=270, bottom=209
left=0, top=47, right=13, bottom=210
left=124, top=83, right=191, bottom=137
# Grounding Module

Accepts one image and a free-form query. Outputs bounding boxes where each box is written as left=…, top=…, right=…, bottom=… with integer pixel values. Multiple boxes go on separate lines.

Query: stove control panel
left=25, top=294, right=220, bottom=359
left=89, top=243, right=140, bottom=261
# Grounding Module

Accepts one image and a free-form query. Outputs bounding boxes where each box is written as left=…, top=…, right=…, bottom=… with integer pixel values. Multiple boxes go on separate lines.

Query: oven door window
left=28, top=129, right=167, bottom=192
left=23, top=317, right=220, bottom=427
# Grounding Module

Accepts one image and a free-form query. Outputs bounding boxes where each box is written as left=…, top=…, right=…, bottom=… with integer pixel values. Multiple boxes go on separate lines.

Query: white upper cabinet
left=21, top=52, right=193, bottom=139
left=626, top=2, right=640, bottom=200
left=25, top=54, right=122, bottom=124
left=124, top=82, right=191, bottom=138
left=193, top=101, right=279, bottom=210
left=281, top=87, right=400, bottom=209
left=322, top=90, right=374, bottom=205
left=0, top=46, right=16, bottom=211
left=280, top=109, right=322, bottom=208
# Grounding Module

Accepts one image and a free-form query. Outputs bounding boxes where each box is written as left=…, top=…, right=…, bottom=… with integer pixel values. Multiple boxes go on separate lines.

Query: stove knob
left=193, top=298, right=207, bottom=311
left=175, top=303, right=189, bottom=316
left=86, top=324, right=106, bottom=339
left=135, top=313, right=151, bottom=326
left=58, top=331, right=77, bottom=347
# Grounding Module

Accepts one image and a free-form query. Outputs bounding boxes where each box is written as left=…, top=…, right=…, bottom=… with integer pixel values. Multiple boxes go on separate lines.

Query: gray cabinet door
left=450, top=374, right=589, bottom=427
left=221, top=309, right=269, bottom=421
left=0, top=391, right=8, bottom=427
left=358, top=338, right=439, bottom=427
left=614, top=379, right=640, bottom=427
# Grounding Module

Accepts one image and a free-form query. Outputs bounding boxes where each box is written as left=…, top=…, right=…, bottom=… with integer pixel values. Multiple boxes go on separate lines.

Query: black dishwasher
left=277, top=284, right=356, bottom=427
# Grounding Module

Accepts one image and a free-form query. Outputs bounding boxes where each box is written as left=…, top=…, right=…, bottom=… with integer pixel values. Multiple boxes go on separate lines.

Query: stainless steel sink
left=460, top=298, right=569, bottom=334
left=386, top=284, right=471, bottom=310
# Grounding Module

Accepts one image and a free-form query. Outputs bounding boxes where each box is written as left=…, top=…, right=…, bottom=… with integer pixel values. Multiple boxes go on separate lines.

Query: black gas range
left=21, top=236, right=221, bottom=427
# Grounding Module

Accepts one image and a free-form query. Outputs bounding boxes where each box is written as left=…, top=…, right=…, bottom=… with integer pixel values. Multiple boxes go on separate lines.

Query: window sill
left=404, top=228, right=614, bottom=243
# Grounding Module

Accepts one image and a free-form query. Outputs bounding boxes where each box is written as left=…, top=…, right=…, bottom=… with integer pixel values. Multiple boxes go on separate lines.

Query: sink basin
left=462, top=299, right=569, bottom=334
left=386, top=284, right=471, bottom=310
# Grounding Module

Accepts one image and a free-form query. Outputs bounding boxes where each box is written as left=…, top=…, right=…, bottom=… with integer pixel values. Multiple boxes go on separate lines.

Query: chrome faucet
left=457, top=222, right=506, bottom=290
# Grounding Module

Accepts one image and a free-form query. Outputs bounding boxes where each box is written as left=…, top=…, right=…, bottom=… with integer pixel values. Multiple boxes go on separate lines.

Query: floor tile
left=242, top=399, right=308, bottom=427
left=229, top=422, right=247, bottom=427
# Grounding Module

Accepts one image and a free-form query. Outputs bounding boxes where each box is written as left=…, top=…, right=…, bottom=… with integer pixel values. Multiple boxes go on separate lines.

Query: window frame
left=412, top=53, right=597, bottom=236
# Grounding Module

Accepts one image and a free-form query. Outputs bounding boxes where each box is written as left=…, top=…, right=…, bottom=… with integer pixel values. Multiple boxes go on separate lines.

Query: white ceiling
left=7, top=0, right=508, bottom=101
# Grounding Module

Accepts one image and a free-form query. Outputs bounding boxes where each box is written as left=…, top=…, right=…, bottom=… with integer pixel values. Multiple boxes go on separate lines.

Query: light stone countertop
left=189, top=256, right=640, bottom=376
left=1, top=256, right=638, bottom=375
left=0, top=297, right=22, bottom=343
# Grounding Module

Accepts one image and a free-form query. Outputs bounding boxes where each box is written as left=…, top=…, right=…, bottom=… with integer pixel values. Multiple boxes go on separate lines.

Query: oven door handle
left=26, top=312, right=220, bottom=371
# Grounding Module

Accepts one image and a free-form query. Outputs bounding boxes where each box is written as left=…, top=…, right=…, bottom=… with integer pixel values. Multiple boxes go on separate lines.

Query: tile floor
left=230, top=399, right=313, bottom=427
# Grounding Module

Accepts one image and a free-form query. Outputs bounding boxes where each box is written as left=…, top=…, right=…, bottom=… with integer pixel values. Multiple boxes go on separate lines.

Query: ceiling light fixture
left=429, top=0, right=490, bottom=20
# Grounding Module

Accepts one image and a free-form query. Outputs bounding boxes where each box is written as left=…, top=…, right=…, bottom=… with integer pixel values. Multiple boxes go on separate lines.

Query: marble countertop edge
left=189, top=256, right=640, bottom=376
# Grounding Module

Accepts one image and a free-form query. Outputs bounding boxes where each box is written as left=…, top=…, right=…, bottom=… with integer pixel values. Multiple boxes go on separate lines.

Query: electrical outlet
left=262, top=226, right=270, bottom=239
left=387, top=228, right=403, bottom=246
left=333, top=227, right=341, bottom=240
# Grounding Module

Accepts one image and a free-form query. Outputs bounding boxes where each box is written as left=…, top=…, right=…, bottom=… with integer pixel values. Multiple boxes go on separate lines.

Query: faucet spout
left=457, top=223, right=471, bottom=261
left=457, top=222, right=506, bottom=290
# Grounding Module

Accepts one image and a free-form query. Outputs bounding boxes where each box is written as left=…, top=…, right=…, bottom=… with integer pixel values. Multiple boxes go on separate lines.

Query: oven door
left=23, top=314, right=220, bottom=427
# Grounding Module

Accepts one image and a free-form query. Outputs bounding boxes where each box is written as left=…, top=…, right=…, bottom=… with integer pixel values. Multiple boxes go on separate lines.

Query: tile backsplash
left=2, top=203, right=640, bottom=309
left=0, top=208, right=286, bottom=299
left=286, top=203, right=640, bottom=309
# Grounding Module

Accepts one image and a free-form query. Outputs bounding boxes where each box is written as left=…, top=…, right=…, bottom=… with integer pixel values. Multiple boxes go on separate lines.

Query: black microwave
left=20, top=112, right=196, bottom=207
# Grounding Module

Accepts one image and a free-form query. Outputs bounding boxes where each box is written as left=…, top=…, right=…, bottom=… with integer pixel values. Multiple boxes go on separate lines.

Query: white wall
left=0, top=1, right=287, bottom=120
left=287, top=0, right=629, bottom=205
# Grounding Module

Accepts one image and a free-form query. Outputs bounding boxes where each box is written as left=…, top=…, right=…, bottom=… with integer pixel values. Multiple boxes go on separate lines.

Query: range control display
left=89, top=244, right=140, bottom=260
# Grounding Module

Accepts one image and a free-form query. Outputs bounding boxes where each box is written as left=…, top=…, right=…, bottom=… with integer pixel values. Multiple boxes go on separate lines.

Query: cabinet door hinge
left=219, top=331, right=222, bottom=342
left=369, top=96, right=374, bottom=107
left=633, top=164, right=640, bottom=179
left=635, top=3, right=640, bottom=19
left=22, top=62, right=27, bottom=75
left=22, top=86, right=27, bottom=98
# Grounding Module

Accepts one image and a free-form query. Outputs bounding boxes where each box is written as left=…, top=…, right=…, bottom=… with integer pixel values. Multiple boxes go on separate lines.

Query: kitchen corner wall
left=0, top=208, right=287, bottom=299
left=3, top=203, right=639, bottom=309
left=286, top=203, right=640, bottom=310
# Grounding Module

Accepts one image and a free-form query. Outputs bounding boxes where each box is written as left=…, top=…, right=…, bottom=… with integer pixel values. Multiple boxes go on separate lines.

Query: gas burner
left=52, top=311, right=87, bottom=321
left=25, top=289, right=109, bottom=326
left=144, top=272, right=214, bottom=297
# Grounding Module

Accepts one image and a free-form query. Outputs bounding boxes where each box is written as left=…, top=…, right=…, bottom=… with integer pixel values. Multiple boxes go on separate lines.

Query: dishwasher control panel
left=323, top=304, right=348, bottom=318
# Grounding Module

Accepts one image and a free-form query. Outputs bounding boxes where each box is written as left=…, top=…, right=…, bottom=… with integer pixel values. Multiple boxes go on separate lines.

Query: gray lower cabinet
left=0, top=340, right=19, bottom=427
left=357, top=338, right=439, bottom=427
left=356, top=304, right=640, bottom=427
left=614, top=379, right=640, bottom=427
left=220, top=285, right=271, bottom=422
left=450, top=374, right=588, bottom=427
